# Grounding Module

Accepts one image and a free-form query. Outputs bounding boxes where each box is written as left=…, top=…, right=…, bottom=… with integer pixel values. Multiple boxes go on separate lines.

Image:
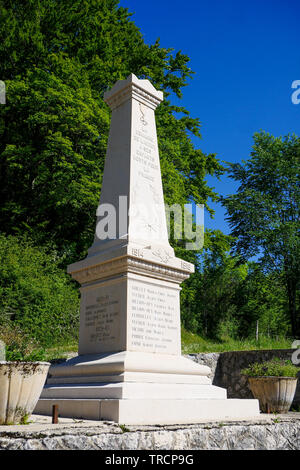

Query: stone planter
left=0, top=362, right=50, bottom=424
left=248, top=376, right=298, bottom=413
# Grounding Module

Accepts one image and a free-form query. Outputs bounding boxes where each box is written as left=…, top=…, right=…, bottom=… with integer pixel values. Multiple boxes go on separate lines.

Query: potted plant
left=241, top=358, right=299, bottom=413
left=0, top=324, right=50, bottom=425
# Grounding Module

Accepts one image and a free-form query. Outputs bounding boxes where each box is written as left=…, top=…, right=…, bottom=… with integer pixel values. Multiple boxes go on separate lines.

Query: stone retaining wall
left=0, top=416, right=300, bottom=450
left=188, top=349, right=300, bottom=406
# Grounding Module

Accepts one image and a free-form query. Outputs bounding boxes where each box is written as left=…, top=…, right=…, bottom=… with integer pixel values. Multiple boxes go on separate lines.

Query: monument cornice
left=104, top=74, right=163, bottom=111
left=105, top=83, right=162, bottom=110
left=69, top=255, right=190, bottom=285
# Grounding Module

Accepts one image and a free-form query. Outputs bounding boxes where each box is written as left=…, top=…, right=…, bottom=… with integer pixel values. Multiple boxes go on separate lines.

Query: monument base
left=34, top=352, right=260, bottom=424
left=35, top=398, right=260, bottom=425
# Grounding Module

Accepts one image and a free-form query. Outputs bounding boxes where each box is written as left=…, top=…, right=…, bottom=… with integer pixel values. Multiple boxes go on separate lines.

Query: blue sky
left=119, top=0, right=300, bottom=234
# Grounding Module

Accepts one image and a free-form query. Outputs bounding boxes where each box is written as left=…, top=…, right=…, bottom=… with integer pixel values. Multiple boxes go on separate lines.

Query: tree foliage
left=0, top=0, right=222, bottom=263
left=222, top=132, right=300, bottom=336
left=0, top=234, right=79, bottom=346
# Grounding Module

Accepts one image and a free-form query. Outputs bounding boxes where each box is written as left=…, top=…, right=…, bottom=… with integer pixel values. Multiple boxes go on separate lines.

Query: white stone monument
left=35, top=75, right=259, bottom=424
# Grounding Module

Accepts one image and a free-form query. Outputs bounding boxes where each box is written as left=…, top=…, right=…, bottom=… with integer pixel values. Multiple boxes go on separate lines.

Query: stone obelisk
left=35, top=75, right=259, bottom=424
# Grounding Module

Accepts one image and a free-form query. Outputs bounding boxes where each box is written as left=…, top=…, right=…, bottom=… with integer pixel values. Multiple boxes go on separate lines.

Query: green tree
left=236, top=264, right=289, bottom=339
left=0, top=234, right=79, bottom=346
left=180, top=230, right=247, bottom=339
left=0, top=66, right=107, bottom=258
left=0, top=0, right=222, bottom=265
left=196, top=231, right=248, bottom=339
left=222, top=132, right=300, bottom=336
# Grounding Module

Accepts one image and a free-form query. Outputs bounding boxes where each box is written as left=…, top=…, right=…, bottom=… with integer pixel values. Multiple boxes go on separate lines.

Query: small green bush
left=241, top=358, right=299, bottom=378
left=0, top=323, right=47, bottom=361
left=0, top=234, right=80, bottom=346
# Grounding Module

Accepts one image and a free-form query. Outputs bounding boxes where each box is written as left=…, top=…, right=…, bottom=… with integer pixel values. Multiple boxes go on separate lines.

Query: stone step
left=41, top=382, right=227, bottom=400
left=35, top=398, right=260, bottom=425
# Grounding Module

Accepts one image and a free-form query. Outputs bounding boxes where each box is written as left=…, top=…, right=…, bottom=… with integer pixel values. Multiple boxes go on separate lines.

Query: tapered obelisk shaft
left=89, top=73, right=172, bottom=257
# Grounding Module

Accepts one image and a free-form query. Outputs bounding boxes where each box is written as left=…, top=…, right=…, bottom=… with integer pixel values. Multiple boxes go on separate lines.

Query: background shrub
left=0, top=234, right=79, bottom=347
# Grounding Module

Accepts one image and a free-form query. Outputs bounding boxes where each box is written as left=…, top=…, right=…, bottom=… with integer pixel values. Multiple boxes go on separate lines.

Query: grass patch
left=119, top=424, right=130, bottom=433
left=43, top=341, right=78, bottom=362
left=181, top=328, right=293, bottom=354
left=39, top=329, right=293, bottom=362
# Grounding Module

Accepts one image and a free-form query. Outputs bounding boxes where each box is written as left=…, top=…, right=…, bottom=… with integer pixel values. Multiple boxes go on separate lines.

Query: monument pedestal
left=35, top=74, right=259, bottom=424
left=36, top=351, right=259, bottom=424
